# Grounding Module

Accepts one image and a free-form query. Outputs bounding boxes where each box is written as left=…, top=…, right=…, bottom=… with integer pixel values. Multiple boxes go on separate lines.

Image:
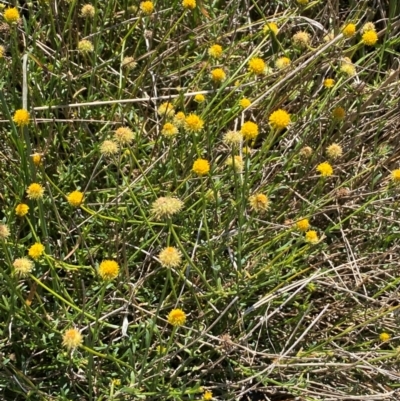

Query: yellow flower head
left=295, top=219, right=310, bottom=232
left=391, top=169, right=400, bottom=184
left=100, top=140, right=119, bottom=155
left=98, top=260, right=120, bottom=280
left=332, top=106, right=346, bottom=120
left=299, top=146, right=313, bottom=158
left=182, top=0, right=196, bottom=9
left=62, top=328, right=83, bottom=350
left=67, top=190, right=84, bottom=207
left=13, top=257, right=34, bottom=277
left=323, top=78, right=335, bottom=88
left=203, top=390, right=213, bottom=401
left=249, top=193, right=269, bottom=212
left=379, top=332, right=391, bottom=342
left=28, top=243, right=45, bottom=260
left=27, top=183, right=44, bottom=200
left=140, top=1, right=154, bottom=15
left=167, top=308, right=186, bottom=326
left=208, top=44, right=222, bottom=58
left=340, top=61, right=356, bottom=77
left=326, top=143, right=343, bottom=159
left=269, top=109, right=291, bottom=130
left=158, top=247, right=182, bottom=268
left=211, top=68, right=226, bottom=83
left=263, top=22, right=278, bottom=35
left=15, top=203, right=29, bottom=217
left=226, top=155, right=244, bottom=172
left=184, top=113, right=204, bottom=132
left=4, top=7, right=19, bottom=23
left=151, top=196, right=184, bottom=220
left=305, top=230, right=319, bottom=244
left=81, top=4, right=95, bottom=18
left=248, top=57, right=265, bottom=75
left=362, top=30, right=378, bottom=46
left=0, top=223, right=10, bottom=240
left=361, top=22, right=375, bottom=33
left=114, top=127, right=134, bottom=144
left=161, top=122, right=179, bottom=138
left=192, top=158, right=210, bottom=176
left=239, top=98, right=251, bottom=108
left=223, top=130, right=242, bottom=146
left=342, top=23, right=356, bottom=38
left=173, top=111, right=185, bottom=127
left=194, top=94, right=205, bottom=103
left=78, top=39, right=94, bottom=53
left=32, top=153, right=42, bottom=166
left=13, top=109, right=30, bottom=127
left=292, top=31, right=310, bottom=48
left=241, top=121, right=258, bottom=141
left=316, top=162, right=333, bottom=177
left=275, top=57, right=291, bottom=70
left=122, top=56, right=137, bottom=70
left=157, top=102, right=175, bottom=118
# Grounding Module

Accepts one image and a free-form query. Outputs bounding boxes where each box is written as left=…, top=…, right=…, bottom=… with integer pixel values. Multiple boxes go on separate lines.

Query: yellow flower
left=292, top=31, right=310, bottom=48
left=332, top=106, right=345, bottom=120
left=203, top=390, right=213, bottom=401
left=98, top=260, right=120, bottom=280
left=13, top=109, right=30, bottom=127
left=173, top=111, right=185, bottom=127
left=305, top=230, right=319, bottom=244
left=80, top=4, right=95, bottom=18
left=223, top=130, right=242, bottom=146
left=192, top=158, right=210, bottom=176
left=299, top=146, right=313, bottom=158
left=391, top=169, right=400, bottom=183
left=13, top=257, right=34, bottom=277
left=316, top=162, right=333, bottom=177
left=32, top=153, right=42, bottom=166
left=100, top=140, right=119, bottom=155
left=114, top=127, right=134, bottom=144
left=27, top=183, right=44, bottom=200
left=78, top=39, right=94, bottom=53
left=295, top=219, right=310, bottom=232
left=121, top=56, right=137, bottom=70
left=241, top=121, right=258, bottom=140
left=326, top=143, right=343, bottom=159
left=263, top=22, right=278, bottom=35
left=249, top=193, right=269, bottom=212
left=239, top=98, right=251, bottom=108
left=194, top=94, right=205, bottom=103
left=342, top=23, right=356, bottom=38
left=161, top=122, right=179, bottom=137
left=140, top=1, right=154, bottom=15
left=226, top=155, right=244, bottom=172
left=208, top=44, right=222, bottom=58
left=0, top=223, right=10, bottom=240
left=248, top=58, right=265, bottom=75
left=184, top=113, right=204, bottom=132
left=28, top=243, right=45, bottom=260
left=361, top=22, right=375, bottom=33
left=151, top=196, right=183, bottom=220
left=112, top=378, right=121, bottom=386
left=269, top=109, right=291, bottom=130
left=158, top=247, right=182, bottom=268
left=67, top=190, right=84, bottom=207
left=323, top=78, right=335, bottom=88
left=167, top=308, right=186, bottom=326
left=340, top=61, right=356, bottom=77
left=379, top=332, right=391, bottom=342
left=362, top=30, right=378, bottom=46
left=182, top=0, right=196, bottom=9
left=15, top=203, right=29, bottom=217
left=275, top=57, right=291, bottom=69
left=4, top=7, right=19, bottom=23
left=211, top=68, right=226, bottom=83
left=62, top=328, right=83, bottom=350
left=158, top=102, right=175, bottom=118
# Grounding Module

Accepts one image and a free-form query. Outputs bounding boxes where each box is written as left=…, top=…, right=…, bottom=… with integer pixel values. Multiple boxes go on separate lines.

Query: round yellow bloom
left=161, top=122, right=179, bottom=138
left=361, top=22, right=375, bottom=33
left=173, top=111, right=185, bottom=127
left=80, top=4, right=95, bottom=18
left=67, top=190, right=84, bottom=207
left=167, top=308, right=186, bottom=326
left=151, top=196, right=184, bottom=220
left=275, top=57, right=291, bottom=69
left=13, top=109, right=30, bottom=127
left=100, top=140, right=119, bottom=155
left=223, top=130, right=242, bottom=146
left=203, top=390, right=213, bottom=401
left=391, top=169, right=400, bottom=183
left=340, top=61, right=356, bottom=77
left=249, top=193, right=269, bottom=212
left=4, top=7, right=19, bottom=23
left=0, top=223, right=10, bottom=240
left=326, top=143, right=343, bottom=159
left=13, top=257, right=34, bottom=277
left=114, top=127, right=134, bottom=144
left=248, top=58, right=265, bottom=75
left=157, top=102, right=175, bottom=118
left=32, top=153, right=42, bottom=166
left=28, top=243, right=45, bottom=260
left=182, top=0, right=196, bottom=9
left=184, top=113, right=204, bottom=132
left=292, top=31, right=310, bottom=48
left=342, top=23, right=356, bottom=38
left=299, top=146, right=313, bottom=158
left=122, top=56, right=137, bottom=70
left=332, top=106, right=346, bottom=120
left=158, top=247, right=182, bottom=268
left=226, top=155, right=244, bottom=172
left=211, top=68, right=226, bottom=83
left=269, top=109, right=291, bottom=130
left=27, top=183, right=44, bottom=200
left=379, top=332, right=391, bottom=342
left=98, top=260, right=120, bottom=280
left=362, top=30, right=378, bottom=46
left=78, top=39, right=94, bottom=53
left=305, top=230, right=319, bottom=244
left=239, top=98, right=251, bottom=108
left=208, top=44, right=222, bottom=58
left=241, top=121, right=258, bottom=140
left=62, top=328, right=83, bottom=350
left=140, top=1, right=154, bottom=15
left=323, top=78, right=335, bottom=88
left=15, top=203, right=29, bottom=217
left=295, top=219, right=310, bottom=232
left=194, top=94, right=205, bottom=103
left=192, top=158, right=210, bottom=176
left=263, top=22, right=278, bottom=35
left=316, top=162, right=333, bottom=177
